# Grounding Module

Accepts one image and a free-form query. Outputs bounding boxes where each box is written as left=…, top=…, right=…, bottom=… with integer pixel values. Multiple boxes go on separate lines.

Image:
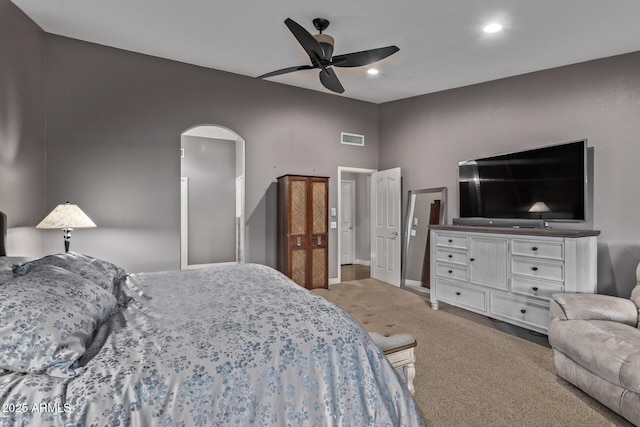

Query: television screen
left=458, top=140, right=587, bottom=221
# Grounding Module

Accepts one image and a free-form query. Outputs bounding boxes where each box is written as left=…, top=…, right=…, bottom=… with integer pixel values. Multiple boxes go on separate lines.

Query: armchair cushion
left=549, top=318, right=640, bottom=395
left=551, top=293, right=638, bottom=326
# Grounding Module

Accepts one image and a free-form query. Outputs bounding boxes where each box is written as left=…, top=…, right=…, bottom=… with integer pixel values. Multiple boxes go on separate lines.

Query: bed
left=0, top=212, right=425, bottom=426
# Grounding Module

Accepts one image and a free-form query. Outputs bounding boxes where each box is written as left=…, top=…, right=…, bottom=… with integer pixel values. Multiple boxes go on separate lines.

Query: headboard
left=1, top=211, right=6, bottom=256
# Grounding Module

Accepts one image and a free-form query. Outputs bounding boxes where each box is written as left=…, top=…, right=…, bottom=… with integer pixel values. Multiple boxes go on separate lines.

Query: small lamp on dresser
left=36, top=202, right=97, bottom=252
left=528, top=201, right=550, bottom=219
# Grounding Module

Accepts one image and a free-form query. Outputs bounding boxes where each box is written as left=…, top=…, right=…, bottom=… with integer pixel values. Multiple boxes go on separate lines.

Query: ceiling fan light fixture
left=313, top=33, right=334, bottom=47
left=483, top=23, right=503, bottom=33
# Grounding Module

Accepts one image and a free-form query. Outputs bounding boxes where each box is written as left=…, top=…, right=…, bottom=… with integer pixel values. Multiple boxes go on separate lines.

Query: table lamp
left=36, top=202, right=97, bottom=252
left=528, top=201, right=551, bottom=219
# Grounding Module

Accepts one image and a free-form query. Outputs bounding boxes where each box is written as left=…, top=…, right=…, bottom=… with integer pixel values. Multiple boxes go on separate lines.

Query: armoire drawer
left=511, top=276, right=563, bottom=300
left=511, top=258, right=564, bottom=283
left=435, top=248, right=468, bottom=265
left=511, top=239, right=564, bottom=260
left=490, top=293, right=551, bottom=331
left=435, top=263, right=468, bottom=282
left=435, top=280, right=486, bottom=312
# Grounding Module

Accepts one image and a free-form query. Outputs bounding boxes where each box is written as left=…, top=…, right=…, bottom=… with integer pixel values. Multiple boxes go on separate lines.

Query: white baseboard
left=355, top=259, right=371, bottom=266
left=329, top=278, right=340, bottom=285
left=405, top=279, right=422, bottom=286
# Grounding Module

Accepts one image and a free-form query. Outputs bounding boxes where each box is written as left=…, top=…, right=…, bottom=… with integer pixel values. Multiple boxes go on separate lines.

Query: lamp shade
left=528, top=201, right=551, bottom=213
left=36, top=203, right=97, bottom=229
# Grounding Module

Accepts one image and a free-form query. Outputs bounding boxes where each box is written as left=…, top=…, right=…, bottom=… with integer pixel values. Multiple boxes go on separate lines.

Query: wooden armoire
left=277, top=175, right=329, bottom=289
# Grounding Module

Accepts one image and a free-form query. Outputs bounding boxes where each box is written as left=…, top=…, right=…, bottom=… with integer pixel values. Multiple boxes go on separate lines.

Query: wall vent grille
left=341, top=132, right=364, bottom=146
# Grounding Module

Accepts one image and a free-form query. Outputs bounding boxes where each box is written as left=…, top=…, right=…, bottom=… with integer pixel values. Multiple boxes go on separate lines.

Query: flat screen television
left=458, top=140, right=587, bottom=222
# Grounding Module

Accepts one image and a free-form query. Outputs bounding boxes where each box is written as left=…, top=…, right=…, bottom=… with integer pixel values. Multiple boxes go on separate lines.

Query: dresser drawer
left=490, top=293, right=550, bottom=331
left=435, top=263, right=468, bottom=281
left=435, top=233, right=468, bottom=250
left=435, top=248, right=468, bottom=265
left=511, top=239, right=564, bottom=260
left=511, top=258, right=564, bottom=282
left=435, top=280, right=486, bottom=312
left=511, top=276, right=563, bottom=300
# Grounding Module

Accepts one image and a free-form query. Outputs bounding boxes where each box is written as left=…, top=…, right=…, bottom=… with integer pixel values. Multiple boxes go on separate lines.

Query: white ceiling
left=12, top=0, right=640, bottom=104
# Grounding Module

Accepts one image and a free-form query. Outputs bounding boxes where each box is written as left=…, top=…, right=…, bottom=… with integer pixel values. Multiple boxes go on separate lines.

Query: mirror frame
left=401, top=187, right=447, bottom=289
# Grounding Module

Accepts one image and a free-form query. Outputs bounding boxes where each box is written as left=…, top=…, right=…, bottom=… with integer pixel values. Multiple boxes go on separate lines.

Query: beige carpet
left=312, top=278, right=632, bottom=427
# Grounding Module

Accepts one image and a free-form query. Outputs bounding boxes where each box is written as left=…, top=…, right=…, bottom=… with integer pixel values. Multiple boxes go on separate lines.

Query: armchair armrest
left=550, top=293, right=638, bottom=327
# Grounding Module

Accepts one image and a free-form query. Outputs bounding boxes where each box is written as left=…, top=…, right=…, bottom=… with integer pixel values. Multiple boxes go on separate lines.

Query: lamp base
left=62, top=228, right=72, bottom=253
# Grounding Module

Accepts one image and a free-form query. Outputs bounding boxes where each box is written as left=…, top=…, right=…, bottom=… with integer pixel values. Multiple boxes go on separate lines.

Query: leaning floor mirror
left=401, top=187, right=447, bottom=293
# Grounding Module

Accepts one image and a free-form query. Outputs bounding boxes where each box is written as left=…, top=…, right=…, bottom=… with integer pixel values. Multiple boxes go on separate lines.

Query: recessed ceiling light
left=367, top=68, right=379, bottom=75
left=483, top=23, right=503, bottom=33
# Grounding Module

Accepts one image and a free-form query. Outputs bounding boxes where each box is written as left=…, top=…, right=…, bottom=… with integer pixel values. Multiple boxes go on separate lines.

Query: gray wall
left=0, top=0, right=46, bottom=256
left=181, top=135, right=235, bottom=264
left=43, top=35, right=380, bottom=274
left=380, top=51, right=640, bottom=297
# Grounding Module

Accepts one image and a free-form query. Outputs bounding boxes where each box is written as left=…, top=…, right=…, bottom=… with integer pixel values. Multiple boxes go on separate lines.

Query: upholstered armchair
left=548, top=263, right=640, bottom=426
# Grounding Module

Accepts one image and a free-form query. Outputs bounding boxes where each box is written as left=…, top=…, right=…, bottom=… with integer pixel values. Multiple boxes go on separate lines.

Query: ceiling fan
left=257, top=18, right=399, bottom=94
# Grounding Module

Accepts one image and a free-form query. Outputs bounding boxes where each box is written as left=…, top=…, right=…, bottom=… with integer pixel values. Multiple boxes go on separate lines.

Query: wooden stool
left=369, top=332, right=417, bottom=394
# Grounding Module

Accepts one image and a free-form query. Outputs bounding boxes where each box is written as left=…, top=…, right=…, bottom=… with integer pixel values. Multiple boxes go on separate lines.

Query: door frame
left=336, top=166, right=377, bottom=284
left=340, top=179, right=356, bottom=265
left=180, top=125, right=245, bottom=269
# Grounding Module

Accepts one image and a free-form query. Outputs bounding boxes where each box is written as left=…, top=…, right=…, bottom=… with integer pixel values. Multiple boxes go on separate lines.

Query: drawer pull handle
left=520, top=309, right=526, bottom=314
left=448, top=239, right=453, bottom=243
left=448, top=254, right=453, bottom=258
left=531, top=266, right=538, bottom=271
left=521, top=308, right=527, bottom=320
left=532, top=287, right=539, bottom=296
left=455, top=292, right=461, bottom=296
left=470, top=258, right=475, bottom=262
left=448, top=270, right=453, bottom=274
left=532, top=246, right=538, bottom=251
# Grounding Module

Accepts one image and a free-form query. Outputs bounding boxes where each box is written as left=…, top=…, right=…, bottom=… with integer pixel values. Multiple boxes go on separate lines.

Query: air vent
left=341, top=132, right=364, bottom=146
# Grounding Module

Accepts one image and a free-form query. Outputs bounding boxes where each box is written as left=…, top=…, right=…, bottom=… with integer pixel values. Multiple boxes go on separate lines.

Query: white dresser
left=429, top=225, right=600, bottom=334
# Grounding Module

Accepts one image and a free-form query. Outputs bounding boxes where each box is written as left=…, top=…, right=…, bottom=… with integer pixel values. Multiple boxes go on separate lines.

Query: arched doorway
left=180, top=125, right=245, bottom=268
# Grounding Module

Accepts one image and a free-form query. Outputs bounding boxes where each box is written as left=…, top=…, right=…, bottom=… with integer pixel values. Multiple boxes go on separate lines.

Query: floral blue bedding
left=1, top=257, right=425, bottom=426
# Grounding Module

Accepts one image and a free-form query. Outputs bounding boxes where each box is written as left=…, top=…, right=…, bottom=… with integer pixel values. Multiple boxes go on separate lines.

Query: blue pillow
left=0, top=264, right=117, bottom=377
left=13, top=252, right=126, bottom=295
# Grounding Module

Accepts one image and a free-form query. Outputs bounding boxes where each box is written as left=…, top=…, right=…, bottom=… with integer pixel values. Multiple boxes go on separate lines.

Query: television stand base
left=453, top=218, right=546, bottom=228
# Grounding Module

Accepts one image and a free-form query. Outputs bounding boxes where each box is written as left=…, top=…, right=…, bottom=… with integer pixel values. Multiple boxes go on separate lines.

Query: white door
left=340, top=180, right=356, bottom=265
left=371, top=167, right=402, bottom=286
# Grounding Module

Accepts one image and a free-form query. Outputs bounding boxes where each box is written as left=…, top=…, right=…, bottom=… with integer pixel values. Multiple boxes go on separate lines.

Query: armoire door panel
left=290, top=179, right=308, bottom=235
left=291, top=248, right=307, bottom=287
left=311, top=180, right=327, bottom=234
left=311, top=248, right=327, bottom=288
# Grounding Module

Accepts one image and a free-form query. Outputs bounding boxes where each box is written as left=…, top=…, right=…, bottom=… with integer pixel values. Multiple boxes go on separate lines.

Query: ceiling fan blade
left=319, top=67, right=345, bottom=94
left=330, top=46, right=400, bottom=68
left=284, top=18, right=324, bottom=65
left=257, top=65, right=315, bottom=79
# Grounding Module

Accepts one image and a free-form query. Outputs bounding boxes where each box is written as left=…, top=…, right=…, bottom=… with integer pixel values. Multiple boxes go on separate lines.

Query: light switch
left=413, top=217, right=418, bottom=226
left=410, top=229, right=417, bottom=237
left=331, top=207, right=337, bottom=217
left=330, top=221, right=337, bottom=229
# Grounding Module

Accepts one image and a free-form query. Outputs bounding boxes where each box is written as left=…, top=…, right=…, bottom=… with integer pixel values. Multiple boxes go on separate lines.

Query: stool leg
left=404, top=362, right=416, bottom=394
